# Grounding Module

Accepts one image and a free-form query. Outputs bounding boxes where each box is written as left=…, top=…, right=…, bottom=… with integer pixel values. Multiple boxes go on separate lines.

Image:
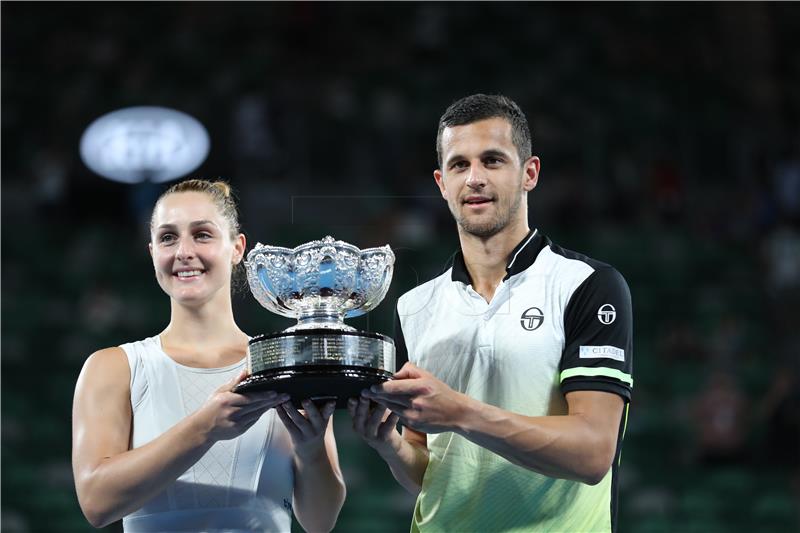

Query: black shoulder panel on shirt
left=558, top=260, right=634, bottom=401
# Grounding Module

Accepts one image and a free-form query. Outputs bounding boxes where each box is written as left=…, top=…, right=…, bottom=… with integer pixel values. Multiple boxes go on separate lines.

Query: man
left=349, top=94, right=633, bottom=532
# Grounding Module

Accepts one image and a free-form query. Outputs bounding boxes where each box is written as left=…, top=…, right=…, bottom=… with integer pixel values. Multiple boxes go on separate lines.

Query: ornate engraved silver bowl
left=235, top=236, right=396, bottom=406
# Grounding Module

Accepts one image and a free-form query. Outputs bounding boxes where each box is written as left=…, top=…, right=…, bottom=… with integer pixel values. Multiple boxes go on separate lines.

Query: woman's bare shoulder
left=85, top=346, right=128, bottom=366
left=77, top=346, right=131, bottom=390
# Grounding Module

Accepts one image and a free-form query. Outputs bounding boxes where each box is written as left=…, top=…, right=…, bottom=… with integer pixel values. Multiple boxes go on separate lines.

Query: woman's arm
left=72, top=348, right=285, bottom=528
left=276, top=401, right=346, bottom=533
left=348, top=398, right=429, bottom=495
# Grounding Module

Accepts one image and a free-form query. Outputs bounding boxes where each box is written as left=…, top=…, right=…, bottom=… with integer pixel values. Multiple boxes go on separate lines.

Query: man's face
left=434, top=117, right=539, bottom=238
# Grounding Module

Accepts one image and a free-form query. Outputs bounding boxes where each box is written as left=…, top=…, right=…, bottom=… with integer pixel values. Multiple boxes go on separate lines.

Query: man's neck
left=458, top=221, right=531, bottom=303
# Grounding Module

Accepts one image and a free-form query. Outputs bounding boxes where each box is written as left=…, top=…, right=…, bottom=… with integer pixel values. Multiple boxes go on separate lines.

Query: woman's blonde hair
left=150, top=178, right=241, bottom=238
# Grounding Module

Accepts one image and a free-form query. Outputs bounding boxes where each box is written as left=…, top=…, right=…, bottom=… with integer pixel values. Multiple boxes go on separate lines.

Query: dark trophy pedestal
left=235, top=330, right=394, bottom=408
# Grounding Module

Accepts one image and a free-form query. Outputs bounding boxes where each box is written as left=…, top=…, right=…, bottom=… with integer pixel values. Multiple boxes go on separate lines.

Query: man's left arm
left=462, top=388, right=624, bottom=484
left=366, top=366, right=622, bottom=485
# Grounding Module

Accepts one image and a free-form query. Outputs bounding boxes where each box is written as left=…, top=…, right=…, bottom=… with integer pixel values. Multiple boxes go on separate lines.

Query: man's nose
left=465, top=164, right=487, bottom=189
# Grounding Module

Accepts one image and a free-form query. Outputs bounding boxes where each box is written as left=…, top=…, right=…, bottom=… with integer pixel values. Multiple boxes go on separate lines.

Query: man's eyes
left=449, top=158, right=503, bottom=170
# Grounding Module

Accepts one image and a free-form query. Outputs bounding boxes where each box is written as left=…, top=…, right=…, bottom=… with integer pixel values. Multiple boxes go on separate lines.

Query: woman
left=72, top=179, right=345, bottom=532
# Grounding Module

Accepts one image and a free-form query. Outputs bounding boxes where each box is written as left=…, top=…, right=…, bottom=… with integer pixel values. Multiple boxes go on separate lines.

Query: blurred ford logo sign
left=80, top=106, right=210, bottom=183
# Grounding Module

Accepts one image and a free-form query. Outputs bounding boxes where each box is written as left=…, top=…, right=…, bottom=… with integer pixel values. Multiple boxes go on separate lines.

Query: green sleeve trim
left=560, top=367, right=634, bottom=386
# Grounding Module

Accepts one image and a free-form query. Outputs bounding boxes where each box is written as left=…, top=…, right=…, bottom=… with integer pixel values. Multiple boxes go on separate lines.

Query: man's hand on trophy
left=347, top=397, right=401, bottom=455
left=276, top=399, right=336, bottom=458
left=363, top=362, right=468, bottom=435
left=195, top=370, right=290, bottom=442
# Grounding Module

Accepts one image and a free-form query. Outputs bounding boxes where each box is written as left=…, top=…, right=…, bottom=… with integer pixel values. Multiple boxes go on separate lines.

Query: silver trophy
left=235, top=236, right=396, bottom=407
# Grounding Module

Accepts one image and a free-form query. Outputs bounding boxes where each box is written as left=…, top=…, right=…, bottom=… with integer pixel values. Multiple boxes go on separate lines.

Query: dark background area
left=2, top=2, right=799, bottom=532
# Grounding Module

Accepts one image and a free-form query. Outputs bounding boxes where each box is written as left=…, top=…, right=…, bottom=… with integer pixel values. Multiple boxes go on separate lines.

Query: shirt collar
left=450, top=228, right=546, bottom=284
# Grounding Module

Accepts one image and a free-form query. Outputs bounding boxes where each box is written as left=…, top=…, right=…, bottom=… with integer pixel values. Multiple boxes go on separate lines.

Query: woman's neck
left=160, top=296, right=248, bottom=367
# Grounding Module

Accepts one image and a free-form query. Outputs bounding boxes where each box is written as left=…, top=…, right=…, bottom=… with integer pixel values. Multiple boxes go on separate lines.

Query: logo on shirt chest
left=520, top=307, right=544, bottom=331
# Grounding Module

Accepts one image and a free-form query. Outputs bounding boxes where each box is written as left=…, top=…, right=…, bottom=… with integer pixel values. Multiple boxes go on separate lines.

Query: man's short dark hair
left=436, top=94, right=532, bottom=168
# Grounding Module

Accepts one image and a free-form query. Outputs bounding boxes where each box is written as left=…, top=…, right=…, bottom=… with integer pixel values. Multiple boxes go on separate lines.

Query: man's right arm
left=348, top=302, right=427, bottom=494
left=347, top=398, right=429, bottom=495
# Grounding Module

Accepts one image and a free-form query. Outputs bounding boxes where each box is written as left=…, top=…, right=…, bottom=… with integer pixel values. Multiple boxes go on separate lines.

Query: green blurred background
left=2, top=2, right=799, bottom=532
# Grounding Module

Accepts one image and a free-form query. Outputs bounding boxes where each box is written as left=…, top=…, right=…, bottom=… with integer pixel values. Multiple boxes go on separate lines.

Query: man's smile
left=463, top=195, right=494, bottom=207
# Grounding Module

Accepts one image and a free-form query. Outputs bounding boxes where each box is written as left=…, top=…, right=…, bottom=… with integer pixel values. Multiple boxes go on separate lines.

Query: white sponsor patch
left=579, top=345, right=625, bottom=362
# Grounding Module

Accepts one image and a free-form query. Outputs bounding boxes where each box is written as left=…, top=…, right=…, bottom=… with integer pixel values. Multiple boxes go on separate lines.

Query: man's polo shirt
left=395, top=229, right=633, bottom=533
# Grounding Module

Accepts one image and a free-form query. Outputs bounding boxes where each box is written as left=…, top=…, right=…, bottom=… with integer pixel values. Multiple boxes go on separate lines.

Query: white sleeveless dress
left=120, top=336, right=294, bottom=533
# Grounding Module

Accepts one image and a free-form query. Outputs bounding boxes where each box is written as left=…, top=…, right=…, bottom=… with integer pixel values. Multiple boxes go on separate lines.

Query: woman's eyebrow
left=189, top=220, right=220, bottom=229
left=157, top=220, right=220, bottom=230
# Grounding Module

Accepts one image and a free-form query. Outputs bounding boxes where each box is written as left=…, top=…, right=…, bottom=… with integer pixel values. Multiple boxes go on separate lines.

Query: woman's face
left=149, top=192, right=245, bottom=306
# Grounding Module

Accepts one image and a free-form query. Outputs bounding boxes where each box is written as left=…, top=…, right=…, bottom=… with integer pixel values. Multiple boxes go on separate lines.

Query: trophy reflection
left=235, top=236, right=396, bottom=407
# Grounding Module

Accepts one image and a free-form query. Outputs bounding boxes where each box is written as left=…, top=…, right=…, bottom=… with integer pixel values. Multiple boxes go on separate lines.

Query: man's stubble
left=452, top=180, right=525, bottom=238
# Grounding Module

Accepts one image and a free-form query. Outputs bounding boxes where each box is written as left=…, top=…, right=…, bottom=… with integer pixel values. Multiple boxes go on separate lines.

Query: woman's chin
left=171, top=288, right=211, bottom=306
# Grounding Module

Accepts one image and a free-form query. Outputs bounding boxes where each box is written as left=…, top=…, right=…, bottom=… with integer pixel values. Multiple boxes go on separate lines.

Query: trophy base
left=234, top=365, right=393, bottom=408
left=234, top=329, right=395, bottom=408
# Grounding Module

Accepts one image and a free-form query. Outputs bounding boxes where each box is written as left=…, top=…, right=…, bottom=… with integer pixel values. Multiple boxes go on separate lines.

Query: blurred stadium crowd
left=2, top=3, right=799, bottom=532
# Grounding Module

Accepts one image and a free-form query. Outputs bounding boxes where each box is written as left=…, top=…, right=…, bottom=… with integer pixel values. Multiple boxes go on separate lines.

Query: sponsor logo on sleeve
left=579, top=345, right=625, bottom=362
left=597, top=304, right=616, bottom=324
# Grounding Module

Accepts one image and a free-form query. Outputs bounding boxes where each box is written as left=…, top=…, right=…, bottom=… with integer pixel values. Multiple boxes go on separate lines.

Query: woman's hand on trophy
left=347, top=397, right=402, bottom=456
left=276, top=399, right=336, bottom=458
left=195, top=370, right=289, bottom=442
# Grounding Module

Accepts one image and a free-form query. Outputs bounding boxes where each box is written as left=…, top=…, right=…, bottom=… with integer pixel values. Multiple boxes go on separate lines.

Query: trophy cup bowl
left=234, top=236, right=396, bottom=407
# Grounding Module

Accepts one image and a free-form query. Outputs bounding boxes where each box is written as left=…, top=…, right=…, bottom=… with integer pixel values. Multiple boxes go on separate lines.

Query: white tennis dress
left=120, top=336, right=294, bottom=533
